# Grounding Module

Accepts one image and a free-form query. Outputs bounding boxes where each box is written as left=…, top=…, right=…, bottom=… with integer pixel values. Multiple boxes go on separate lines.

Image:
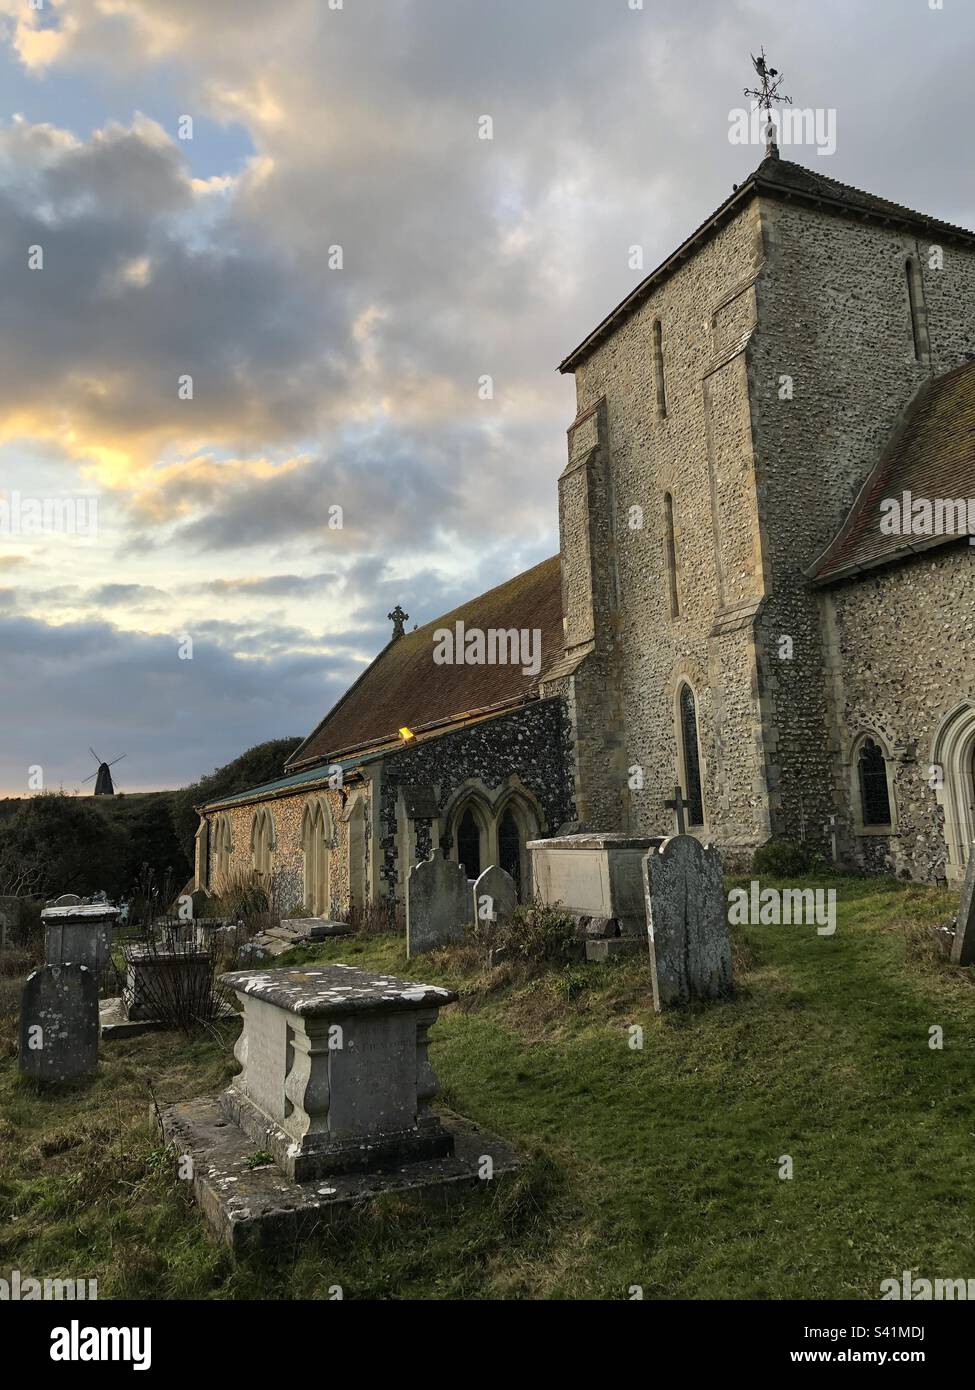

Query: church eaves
left=285, top=555, right=564, bottom=771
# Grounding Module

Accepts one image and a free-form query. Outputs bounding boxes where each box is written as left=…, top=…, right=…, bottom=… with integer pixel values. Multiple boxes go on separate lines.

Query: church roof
left=559, top=152, right=975, bottom=373
left=809, top=358, right=975, bottom=584
left=285, top=555, right=564, bottom=770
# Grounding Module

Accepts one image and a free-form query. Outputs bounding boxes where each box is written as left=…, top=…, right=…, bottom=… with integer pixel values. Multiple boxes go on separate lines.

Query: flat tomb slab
left=161, top=1097, right=521, bottom=1255
left=99, top=996, right=238, bottom=1040
left=220, top=962, right=456, bottom=1016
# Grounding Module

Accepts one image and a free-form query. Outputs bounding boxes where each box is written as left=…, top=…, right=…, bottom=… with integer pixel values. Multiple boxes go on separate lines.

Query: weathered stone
left=277, top=918, right=352, bottom=940
left=160, top=1099, right=521, bottom=1255
left=472, top=864, right=517, bottom=928
left=951, top=849, right=975, bottom=965
left=529, top=833, right=663, bottom=938
left=644, top=835, right=732, bottom=1011
left=42, top=901, right=118, bottom=978
left=19, top=964, right=98, bottom=1080
left=219, top=963, right=458, bottom=1181
left=407, top=848, right=472, bottom=955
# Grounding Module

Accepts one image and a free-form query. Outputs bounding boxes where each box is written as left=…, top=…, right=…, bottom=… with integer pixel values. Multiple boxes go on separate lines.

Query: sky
left=1, top=0, right=973, bottom=796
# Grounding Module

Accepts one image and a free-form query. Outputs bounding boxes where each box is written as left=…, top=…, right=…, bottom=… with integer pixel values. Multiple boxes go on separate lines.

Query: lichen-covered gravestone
left=42, top=898, right=118, bottom=979
left=407, top=848, right=472, bottom=956
left=472, top=864, right=517, bottom=929
left=951, top=849, right=975, bottom=965
left=643, top=835, right=732, bottom=1011
left=19, top=964, right=99, bottom=1081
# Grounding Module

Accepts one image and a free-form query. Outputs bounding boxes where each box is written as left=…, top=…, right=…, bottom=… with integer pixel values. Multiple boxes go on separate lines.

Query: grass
left=0, top=873, right=973, bottom=1300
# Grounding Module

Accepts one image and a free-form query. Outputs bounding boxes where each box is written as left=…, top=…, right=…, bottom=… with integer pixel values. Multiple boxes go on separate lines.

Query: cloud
left=0, top=610, right=349, bottom=794
left=2, top=0, right=974, bottom=789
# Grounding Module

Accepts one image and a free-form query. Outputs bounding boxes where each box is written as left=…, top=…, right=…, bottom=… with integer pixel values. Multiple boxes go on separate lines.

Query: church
left=195, top=135, right=975, bottom=914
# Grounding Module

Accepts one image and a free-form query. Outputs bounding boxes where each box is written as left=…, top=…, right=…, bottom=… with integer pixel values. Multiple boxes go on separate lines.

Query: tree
left=170, top=737, right=303, bottom=864
left=0, top=793, right=129, bottom=900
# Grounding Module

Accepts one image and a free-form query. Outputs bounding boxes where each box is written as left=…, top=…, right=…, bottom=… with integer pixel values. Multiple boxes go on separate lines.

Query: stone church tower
left=545, top=142, right=975, bottom=872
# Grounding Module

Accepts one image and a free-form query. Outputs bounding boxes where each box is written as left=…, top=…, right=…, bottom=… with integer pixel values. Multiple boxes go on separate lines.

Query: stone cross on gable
left=388, top=604, right=409, bottom=640
left=664, top=783, right=692, bottom=836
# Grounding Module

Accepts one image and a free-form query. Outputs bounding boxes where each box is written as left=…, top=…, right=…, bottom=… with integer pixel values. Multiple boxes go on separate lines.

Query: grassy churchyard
left=1, top=873, right=973, bottom=1301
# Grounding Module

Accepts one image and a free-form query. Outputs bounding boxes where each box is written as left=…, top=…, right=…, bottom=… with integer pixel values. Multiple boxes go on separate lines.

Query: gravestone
left=472, top=864, right=517, bottom=928
left=19, top=964, right=99, bottom=1081
left=643, top=835, right=732, bottom=1011
left=406, top=848, right=472, bottom=955
left=43, top=899, right=119, bottom=978
left=0, top=895, right=22, bottom=950
left=219, top=963, right=458, bottom=1179
left=951, top=849, right=975, bottom=965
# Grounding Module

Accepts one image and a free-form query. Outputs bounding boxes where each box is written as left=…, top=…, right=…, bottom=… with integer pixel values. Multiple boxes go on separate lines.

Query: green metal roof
left=200, top=753, right=378, bottom=813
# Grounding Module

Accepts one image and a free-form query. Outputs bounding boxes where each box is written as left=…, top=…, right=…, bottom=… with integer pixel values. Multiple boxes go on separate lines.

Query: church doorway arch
left=932, top=701, right=975, bottom=884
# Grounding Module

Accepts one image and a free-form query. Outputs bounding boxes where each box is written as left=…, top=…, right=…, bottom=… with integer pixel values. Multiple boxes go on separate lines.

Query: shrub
left=209, top=871, right=271, bottom=925
left=347, top=899, right=401, bottom=938
left=751, top=839, right=813, bottom=877
left=475, top=903, right=579, bottom=965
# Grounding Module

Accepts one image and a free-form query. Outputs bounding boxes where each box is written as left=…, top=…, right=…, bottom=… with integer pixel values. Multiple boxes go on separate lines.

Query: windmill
left=82, top=747, right=127, bottom=797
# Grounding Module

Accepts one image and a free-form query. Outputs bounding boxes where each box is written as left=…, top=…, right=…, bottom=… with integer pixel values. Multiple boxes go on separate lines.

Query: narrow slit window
left=664, top=491, right=679, bottom=618
left=653, top=319, right=667, bottom=417
left=678, top=684, right=704, bottom=827
left=906, top=260, right=925, bottom=361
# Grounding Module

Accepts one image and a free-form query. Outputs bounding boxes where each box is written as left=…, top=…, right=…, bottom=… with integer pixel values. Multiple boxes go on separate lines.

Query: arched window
left=212, top=815, right=233, bottom=885
left=857, top=738, right=892, bottom=828
left=456, top=807, right=481, bottom=879
left=678, top=683, right=704, bottom=828
left=664, top=491, right=679, bottom=618
left=652, top=318, right=667, bottom=418
left=251, top=806, right=275, bottom=881
left=348, top=796, right=366, bottom=915
left=905, top=259, right=929, bottom=362
left=498, top=808, right=522, bottom=895
left=302, top=798, right=332, bottom=916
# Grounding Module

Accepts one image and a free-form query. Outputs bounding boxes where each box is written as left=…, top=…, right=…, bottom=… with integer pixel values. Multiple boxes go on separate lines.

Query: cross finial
left=388, top=604, right=409, bottom=639
left=743, top=47, right=792, bottom=158
left=664, top=782, right=691, bottom=836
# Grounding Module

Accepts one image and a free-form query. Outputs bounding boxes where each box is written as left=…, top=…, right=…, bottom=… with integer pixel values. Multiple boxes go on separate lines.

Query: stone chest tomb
left=219, top=963, right=458, bottom=1181
left=528, top=833, right=663, bottom=950
left=42, top=897, right=119, bottom=978
left=162, top=960, right=520, bottom=1250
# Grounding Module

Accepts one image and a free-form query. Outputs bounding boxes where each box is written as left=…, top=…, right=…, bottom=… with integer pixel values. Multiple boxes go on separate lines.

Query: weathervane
left=743, top=48, right=792, bottom=156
